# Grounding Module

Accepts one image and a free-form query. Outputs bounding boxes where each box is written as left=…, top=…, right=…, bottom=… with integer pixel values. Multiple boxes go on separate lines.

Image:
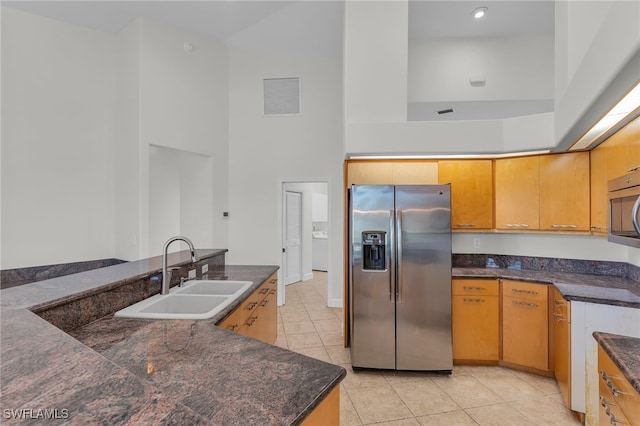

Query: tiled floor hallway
left=275, top=272, right=582, bottom=426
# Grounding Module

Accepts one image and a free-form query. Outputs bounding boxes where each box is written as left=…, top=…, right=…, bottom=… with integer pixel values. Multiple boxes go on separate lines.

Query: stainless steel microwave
left=609, top=169, right=640, bottom=248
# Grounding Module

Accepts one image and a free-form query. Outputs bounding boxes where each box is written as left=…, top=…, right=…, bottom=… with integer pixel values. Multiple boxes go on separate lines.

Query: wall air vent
left=437, top=108, right=455, bottom=115
left=263, top=77, right=301, bottom=116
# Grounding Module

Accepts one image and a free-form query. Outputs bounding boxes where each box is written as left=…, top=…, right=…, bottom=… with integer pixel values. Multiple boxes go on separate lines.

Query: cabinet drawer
left=598, top=346, right=640, bottom=423
left=502, top=280, right=547, bottom=302
left=452, top=279, right=499, bottom=296
left=599, top=375, right=630, bottom=426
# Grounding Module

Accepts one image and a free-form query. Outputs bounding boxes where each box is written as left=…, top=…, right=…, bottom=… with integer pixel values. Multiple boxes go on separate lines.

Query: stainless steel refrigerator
left=349, top=184, right=453, bottom=371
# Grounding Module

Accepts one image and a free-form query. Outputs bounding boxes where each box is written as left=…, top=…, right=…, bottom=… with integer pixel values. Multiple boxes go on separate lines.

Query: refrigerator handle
left=389, top=210, right=395, bottom=302
left=395, top=210, right=403, bottom=303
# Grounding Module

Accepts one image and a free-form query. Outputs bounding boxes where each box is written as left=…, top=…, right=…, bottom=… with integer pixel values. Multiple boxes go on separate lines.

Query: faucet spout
left=161, top=236, right=199, bottom=295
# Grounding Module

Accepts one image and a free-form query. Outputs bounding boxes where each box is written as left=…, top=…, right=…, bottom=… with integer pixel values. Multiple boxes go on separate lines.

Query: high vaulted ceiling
left=3, top=1, right=554, bottom=50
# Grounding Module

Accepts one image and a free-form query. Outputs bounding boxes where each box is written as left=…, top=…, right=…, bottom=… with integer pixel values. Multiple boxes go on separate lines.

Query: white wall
left=114, top=18, right=143, bottom=261
left=344, top=0, right=408, bottom=123
left=408, top=36, right=554, bottom=103
left=116, top=17, right=229, bottom=260
left=1, top=7, right=116, bottom=268
left=227, top=48, right=343, bottom=306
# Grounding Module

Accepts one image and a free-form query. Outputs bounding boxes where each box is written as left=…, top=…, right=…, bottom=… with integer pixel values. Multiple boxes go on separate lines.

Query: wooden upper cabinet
left=589, top=116, right=640, bottom=234
left=590, top=144, right=608, bottom=234
left=539, top=152, right=590, bottom=231
left=346, top=161, right=393, bottom=187
left=346, top=161, right=438, bottom=187
left=605, top=116, right=640, bottom=178
left=438, top=160, right=493, bottom=229
left=495, top=156, right=540, bottom=230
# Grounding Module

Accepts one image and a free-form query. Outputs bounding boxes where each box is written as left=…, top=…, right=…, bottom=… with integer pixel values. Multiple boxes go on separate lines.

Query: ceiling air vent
left=263, top=77, right=300, bottom=116
left=437, top=108, right=455, bottom=115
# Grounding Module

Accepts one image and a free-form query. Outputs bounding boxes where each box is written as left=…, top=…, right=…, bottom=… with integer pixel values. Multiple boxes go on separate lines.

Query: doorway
left=280, top=180, right=330, bottom=306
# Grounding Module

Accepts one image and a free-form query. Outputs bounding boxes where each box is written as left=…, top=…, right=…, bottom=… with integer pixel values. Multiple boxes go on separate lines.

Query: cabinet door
left=552, top=288, right=571, bottom=408
left=257, top=277, right=277, bottom=343
left=392, top=161, right=438, bottom=184
left=495, top=156, right=540, bottom=230
left=346, top=160, right=438, bottom=187
left=590, top=145, right=608, bottom=234
left=438, top=160, right=493, bottom=229
left=539, top=152, right=590, bottom=231
left=346, top=161, right=393, bottom=187
left=452, top=279, right=499, bottom=361
left=502, top=280, right=549, bottom=371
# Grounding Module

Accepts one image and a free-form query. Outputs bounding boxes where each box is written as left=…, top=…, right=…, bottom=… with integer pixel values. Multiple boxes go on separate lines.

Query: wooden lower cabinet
left=218, top=273, right=278, bottom=344
left=597, top=345, right=640, bottom=425
left=452, top=279, right=499, bottom=362
left=501, top=280, right=550, bottom=372
left=552, top=288, right=571, bottom=407
left=301, top=386, right=340, bottom=426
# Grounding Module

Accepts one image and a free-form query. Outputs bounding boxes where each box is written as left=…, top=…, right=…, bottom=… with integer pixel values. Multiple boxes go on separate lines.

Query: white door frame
left=277, top=178, right=331, bottom=306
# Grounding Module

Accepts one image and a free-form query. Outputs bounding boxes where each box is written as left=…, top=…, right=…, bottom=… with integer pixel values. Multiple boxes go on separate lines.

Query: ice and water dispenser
left=362, top=231, right=386, bottom=271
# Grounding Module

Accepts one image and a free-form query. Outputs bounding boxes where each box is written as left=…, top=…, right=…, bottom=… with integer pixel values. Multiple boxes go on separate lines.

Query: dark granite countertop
left=453, top=267, right=640, bottom=309
left=592, top=332, right=640, bottom=394
left=0, top=252, right=346, bottom=425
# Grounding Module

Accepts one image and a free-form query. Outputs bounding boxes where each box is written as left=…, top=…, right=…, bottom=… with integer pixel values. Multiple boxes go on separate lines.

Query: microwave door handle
left=632, top=195, right=640, bottom=236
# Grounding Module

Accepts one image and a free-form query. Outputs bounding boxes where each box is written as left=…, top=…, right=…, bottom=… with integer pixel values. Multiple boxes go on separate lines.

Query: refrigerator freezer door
left=350, top=185, right=396, bottom=369
left=395, top=185, right=453, bottom=371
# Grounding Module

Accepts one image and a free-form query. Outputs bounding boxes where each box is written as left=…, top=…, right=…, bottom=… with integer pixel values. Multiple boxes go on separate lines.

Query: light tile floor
left=275, top=272, right=583, bottom=426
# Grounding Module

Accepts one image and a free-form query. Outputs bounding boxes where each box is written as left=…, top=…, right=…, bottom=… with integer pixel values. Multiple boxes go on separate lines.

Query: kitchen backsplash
left=453, top=254, right=635, bottom=279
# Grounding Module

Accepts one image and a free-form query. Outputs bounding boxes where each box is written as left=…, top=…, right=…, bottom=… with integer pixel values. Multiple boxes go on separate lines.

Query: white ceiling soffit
left=409, top=0, right=555, bottom=39
left=408, top=100, right=554, bottom=121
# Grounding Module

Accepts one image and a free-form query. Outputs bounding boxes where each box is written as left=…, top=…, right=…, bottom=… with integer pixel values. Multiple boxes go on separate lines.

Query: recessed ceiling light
left=472, top=6, right=488, bottom=19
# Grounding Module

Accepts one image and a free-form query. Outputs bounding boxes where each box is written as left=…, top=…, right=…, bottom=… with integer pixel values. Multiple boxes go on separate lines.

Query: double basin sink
left=115, top=280, right=253, bottom=320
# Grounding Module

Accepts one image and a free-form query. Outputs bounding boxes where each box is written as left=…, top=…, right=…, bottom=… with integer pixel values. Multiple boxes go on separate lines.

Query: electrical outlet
left=202, top=264, right=209, bottom=274
left=188, top=269, right=196, bottom=279
left=473, top=238, right=481, bottom=249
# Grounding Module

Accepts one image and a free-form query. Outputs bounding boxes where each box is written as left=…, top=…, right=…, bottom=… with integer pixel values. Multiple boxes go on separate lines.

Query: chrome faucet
left=161, top=236, right=199, bottom=295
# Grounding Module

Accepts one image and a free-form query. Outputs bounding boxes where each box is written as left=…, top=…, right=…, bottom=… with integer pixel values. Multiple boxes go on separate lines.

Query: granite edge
left=592, top=331, right=640, bottom=394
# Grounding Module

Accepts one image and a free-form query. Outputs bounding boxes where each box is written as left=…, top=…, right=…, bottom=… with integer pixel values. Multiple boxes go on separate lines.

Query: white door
left=283, top=191, right=302, bottom=285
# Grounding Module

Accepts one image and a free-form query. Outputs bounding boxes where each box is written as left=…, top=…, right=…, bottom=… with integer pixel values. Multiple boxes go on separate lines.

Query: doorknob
left=282, top=248, right=286, bottom=253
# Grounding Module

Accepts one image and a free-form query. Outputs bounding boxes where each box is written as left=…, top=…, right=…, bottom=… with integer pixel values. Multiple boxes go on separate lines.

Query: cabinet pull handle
left=608, top=413, right=627, bottom=425
left=261, top=299, right=269, bottom=307
left=456, top=223, right=476, bottom=227
left=270, top=289, right=276, bottom=295
left=506, top=224, right=529, bottom=227
left=246, top=301, right=258, bottom=310
left=247, top=316, right=258, bottom=327
left=553, top=298, right=566, bottom=307
left=227, top=323, right=239, bottom=331
left=551, top=224, right=577, bottom=229
left=600, top=396, right=613, bottom=407
left=463, top=298, right=485, bottom=303
left=463, top=286, right=486, bottom=291
left=512, top=288, right=538, bottom=295
left=553, top=312, right=568, bottom=322
left=512, top=300, right=538, bottom=308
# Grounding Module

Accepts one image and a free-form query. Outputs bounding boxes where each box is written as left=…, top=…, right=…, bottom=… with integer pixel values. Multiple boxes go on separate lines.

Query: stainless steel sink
left=114, top=280, right=253, bottom=320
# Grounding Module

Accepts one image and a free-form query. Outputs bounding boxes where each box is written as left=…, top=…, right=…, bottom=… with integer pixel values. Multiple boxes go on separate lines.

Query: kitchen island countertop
left=0, top=253, right=345, bottom=425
